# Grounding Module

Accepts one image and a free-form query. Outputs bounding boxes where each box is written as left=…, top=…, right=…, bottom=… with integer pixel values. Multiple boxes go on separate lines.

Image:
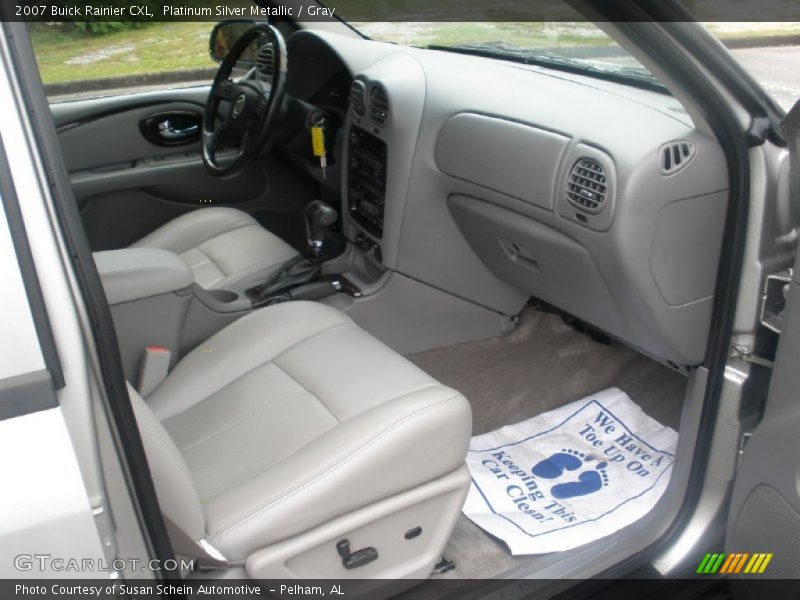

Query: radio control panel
left=347, top=126, right=387, bottom=238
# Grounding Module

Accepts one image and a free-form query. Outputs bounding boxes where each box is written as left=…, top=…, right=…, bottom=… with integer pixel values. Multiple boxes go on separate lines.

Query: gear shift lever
left=247, top=201, right=337, bottom=306
left=305, top=200, right=338, bottom=260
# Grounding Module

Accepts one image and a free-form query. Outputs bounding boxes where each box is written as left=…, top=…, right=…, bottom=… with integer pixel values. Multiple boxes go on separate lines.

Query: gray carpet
left=409, top=308, right=686, bottom=434
left=407, top=308, right=687, bottom=579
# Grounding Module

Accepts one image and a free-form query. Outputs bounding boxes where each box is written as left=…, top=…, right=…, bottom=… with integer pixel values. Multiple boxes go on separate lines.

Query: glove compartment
left=448, top=194, right=635, bottom=344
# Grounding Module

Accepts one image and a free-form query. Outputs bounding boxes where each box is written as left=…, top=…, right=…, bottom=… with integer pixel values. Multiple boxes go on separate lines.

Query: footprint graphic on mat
left=531, top=449, right=609, bottom=499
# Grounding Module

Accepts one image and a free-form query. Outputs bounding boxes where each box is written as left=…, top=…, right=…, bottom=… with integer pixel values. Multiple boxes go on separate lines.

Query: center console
left=347, top=126, right=388, bottom=239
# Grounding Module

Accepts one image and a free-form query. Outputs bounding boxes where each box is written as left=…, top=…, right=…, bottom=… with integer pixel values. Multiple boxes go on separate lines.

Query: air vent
left=565, top=158, right=607, bottom=214
left=369, top=85, right=389, bottom=126
left=350, top=80, right=366, bottom=116
left=659, top=140, right=696, bottom=175
left=256, top=45, right=274, bottom=79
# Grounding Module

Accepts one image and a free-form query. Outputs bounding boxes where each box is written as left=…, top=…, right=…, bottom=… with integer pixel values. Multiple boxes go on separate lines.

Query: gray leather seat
left=131, top=207, right=297, bottom=292
left=130, top=301, right=471, bottom=580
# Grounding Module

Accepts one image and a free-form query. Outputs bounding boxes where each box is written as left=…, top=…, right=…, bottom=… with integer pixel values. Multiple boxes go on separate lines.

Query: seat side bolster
left=205, top=386, right=472, bottom=560
left=128, top=384, right=207, bottom=542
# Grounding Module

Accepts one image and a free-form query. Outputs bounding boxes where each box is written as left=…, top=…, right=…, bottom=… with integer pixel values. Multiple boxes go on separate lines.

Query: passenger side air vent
left=659, top=140, right=696, bottom=175
left=369, top=85, right=389, bottom=126
left=350, top=80, right=366, bottom=116
left=565, top=158, right=607, bottom=214
left=256, top=45, right=274, bottom=79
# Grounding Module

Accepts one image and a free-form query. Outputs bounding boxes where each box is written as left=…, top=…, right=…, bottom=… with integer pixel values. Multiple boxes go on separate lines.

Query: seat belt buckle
left=138, top=346, right=171, bottom=397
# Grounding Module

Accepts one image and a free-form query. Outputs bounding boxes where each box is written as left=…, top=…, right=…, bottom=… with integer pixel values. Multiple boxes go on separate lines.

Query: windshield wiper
left=427, top=42, right=667, bottom=93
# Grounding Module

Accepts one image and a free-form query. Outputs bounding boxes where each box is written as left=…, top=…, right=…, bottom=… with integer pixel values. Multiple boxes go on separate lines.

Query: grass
left=29, top=22, right=215, bottom=84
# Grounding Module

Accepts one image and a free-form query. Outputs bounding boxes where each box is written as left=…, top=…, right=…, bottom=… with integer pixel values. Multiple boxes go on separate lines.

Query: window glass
left=705, top=22, right=800, bottom=111
left=28, top=21, right=216, bottom=101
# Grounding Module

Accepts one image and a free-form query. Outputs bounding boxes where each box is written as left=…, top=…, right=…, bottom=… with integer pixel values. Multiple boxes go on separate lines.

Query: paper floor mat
left=463, top=387, right=678, bottom=555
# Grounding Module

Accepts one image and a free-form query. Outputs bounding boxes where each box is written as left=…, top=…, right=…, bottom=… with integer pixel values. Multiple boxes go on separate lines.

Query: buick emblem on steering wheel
left=232, top=94, right=247, bottom=118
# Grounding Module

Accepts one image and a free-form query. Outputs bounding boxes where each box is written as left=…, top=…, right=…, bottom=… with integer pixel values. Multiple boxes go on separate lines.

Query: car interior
left=37, top=14, right=733, bottom=590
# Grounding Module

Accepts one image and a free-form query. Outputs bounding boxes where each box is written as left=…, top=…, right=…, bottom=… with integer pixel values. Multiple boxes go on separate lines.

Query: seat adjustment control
left=336, top=539, right=378, bottom=570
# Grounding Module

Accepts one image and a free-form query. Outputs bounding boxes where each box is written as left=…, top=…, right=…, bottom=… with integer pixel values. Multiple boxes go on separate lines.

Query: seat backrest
left=127, top=384, right=206, bottom=543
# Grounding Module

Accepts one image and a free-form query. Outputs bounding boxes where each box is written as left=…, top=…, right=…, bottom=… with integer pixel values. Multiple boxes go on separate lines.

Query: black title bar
left=5, top=0, right=800, bottom=22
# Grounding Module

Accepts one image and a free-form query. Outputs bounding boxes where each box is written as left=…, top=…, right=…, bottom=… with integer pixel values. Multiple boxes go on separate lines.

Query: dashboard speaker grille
left=369, top=85, right=389, bottom=126
left=566, top=158, right=607, bottom=214
left=256, top=45, right=274, bottom=79
left=660, top=140, right=696, bottom=175
left=350, top=80, right=366, bottom=116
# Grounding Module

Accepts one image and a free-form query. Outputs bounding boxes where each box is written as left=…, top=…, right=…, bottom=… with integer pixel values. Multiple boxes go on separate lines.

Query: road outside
left=728, top=45, right=800, bottom=110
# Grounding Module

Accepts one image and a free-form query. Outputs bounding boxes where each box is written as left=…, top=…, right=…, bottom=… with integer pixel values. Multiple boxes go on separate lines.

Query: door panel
left=49, top=84, right=210, bottom=128
left=59, top=101, right=204, bottom=172
left=726, top=258, right=800, bottom=587
left=726, top=101, right=800, bottom=593
left=51, top=86, right=311, bottom=251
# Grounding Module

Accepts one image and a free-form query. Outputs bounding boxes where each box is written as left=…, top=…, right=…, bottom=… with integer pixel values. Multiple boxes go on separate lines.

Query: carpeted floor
left=407, top=307, right=687, bottom=579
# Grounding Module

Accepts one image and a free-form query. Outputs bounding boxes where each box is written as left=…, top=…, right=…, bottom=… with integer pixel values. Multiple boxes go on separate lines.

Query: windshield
left=349, top=22, right=665, bottom=91
left=344, top=21, right=800, bottom=105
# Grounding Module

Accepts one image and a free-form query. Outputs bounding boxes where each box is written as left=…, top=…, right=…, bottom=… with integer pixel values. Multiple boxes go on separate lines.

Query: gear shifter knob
left=305, top=200, right=338, bottom=258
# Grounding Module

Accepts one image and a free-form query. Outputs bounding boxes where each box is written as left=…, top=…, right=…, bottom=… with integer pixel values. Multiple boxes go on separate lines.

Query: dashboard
left=284, top=29, right=729, bottom=367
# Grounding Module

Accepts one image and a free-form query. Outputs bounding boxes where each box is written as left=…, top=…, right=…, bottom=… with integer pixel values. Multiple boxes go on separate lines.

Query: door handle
left=157, top=120, right=200, bottom=141
left=140, top=111, right=202, bottom=146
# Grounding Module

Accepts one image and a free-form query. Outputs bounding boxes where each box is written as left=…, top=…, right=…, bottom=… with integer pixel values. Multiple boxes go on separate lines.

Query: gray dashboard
left=295, top=30, right=729, bottom=367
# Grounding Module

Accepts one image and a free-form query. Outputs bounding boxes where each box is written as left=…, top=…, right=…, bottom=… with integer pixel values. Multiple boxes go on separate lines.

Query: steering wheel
left=202, top=24, right=287, bottom=177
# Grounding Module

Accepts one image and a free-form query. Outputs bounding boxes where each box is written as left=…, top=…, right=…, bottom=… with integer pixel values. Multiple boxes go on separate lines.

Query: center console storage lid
left=94, top=248, right=193, bottom=305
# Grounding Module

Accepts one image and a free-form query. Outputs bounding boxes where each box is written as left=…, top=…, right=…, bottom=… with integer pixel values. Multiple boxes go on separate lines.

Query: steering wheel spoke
left=255, top=97, right=268, bottom=117
left=204, top=129, right=220, bottom=152
left=215, top=79, right=236, bottom=101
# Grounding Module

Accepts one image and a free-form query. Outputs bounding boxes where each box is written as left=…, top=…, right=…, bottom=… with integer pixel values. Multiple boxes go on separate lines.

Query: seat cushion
left=131, top=207, right=298, bottom=292
left=143, top=302, right=471, bottom=560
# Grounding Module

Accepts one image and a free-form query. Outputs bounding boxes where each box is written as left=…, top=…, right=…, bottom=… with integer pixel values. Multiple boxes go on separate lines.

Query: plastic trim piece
left=0, top=370, right=56, bottom=421
left=0, top=133, right=64, bottom=390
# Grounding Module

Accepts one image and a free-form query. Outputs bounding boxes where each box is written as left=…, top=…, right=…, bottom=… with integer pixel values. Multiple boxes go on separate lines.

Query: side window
left=28, top=21, right=217, bottom=102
